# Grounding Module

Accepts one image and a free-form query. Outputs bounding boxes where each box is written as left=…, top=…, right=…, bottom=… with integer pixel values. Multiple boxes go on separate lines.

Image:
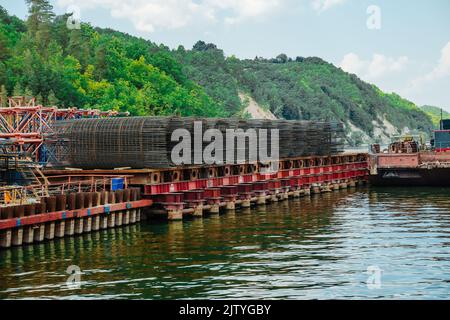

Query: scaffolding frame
left=0, top=96, right=127, bottom=163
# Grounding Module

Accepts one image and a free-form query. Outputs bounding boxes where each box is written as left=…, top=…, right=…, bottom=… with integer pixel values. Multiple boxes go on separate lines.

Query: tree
left=21, top=45, right=54, bottom=104
left=67, top=26, right=91, bottom=67
left=51, top=54, right=87, bottom=107
left=147, top=50, right=187, bottom=85
left=25, top=0, right=55, bottom=52
left=25, top=0, right=54, bottom=34
left=51, top=14, right=72, bottom=53
left=1, top=5, right=26, bottom=33
left=0, top=30, right=10, bottom=60
left=0, top=60, right=5, bottom=88
left=102, top=37, right=127, bottom=82
left=193, top=40, right=217, bottom=52
left=276, top=53, right=288, bottom=63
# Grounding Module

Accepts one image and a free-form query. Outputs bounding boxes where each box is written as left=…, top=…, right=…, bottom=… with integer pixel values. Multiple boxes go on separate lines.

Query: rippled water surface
left=1, top=187, right=450, bottom=299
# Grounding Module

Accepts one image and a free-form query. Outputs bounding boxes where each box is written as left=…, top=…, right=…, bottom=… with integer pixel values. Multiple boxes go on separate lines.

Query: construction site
left=0, top=96, right=369, bottom=249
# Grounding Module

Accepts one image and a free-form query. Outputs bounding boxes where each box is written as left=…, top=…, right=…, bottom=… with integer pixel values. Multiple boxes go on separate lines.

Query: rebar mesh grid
left=48, top=117, right=344, bottom=169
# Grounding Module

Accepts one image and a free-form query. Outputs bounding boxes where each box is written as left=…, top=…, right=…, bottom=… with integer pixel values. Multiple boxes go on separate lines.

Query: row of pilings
left=0, top=188, right=142, bottom=248
left=146, top=178, right=366, bottom=220
left=1, top=178, right=367, bottom=249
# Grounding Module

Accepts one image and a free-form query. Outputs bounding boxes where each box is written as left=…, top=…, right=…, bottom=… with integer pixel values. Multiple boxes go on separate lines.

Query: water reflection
left=1, top=187, right=450, bottom=299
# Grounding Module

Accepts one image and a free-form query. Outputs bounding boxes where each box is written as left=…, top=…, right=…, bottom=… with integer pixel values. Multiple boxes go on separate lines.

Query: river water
left=1, top=186, right=450, bottom=299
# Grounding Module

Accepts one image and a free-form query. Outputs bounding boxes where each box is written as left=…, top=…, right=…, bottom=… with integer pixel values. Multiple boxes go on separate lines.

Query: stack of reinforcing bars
left=49, top=117, right=344, bottom=169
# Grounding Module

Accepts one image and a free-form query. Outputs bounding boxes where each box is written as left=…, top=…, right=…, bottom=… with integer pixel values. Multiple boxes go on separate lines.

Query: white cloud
left=57, top=0, right=215, bottom=32
left=367, top=54, right=409, bottom=79
left=340, top=53, right=409, bottom=80
left=399, top=42, right=450, bottom=108
left=57, top=0, right=283, bottom=32
left=342, top=45, right=450, bottom=109
left=56, top=0, right=347, bottom=31
left=340, top=52, right=365, bottom=75
left=410, top=42, right=450, bottom=87
left=312, top=0, right=346, bottom=13
left=207, top=0, right=281, bottom=20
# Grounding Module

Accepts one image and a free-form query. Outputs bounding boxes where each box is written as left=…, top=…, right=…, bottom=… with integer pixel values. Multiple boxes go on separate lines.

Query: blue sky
left=1, top=0, right=450, bottom=110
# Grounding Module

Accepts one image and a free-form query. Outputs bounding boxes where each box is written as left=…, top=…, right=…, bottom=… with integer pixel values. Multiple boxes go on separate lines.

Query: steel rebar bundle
left=48, top=117, right=344, bottom=169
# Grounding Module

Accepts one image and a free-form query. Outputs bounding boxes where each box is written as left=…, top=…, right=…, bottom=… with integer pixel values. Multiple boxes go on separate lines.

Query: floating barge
left=369, top=119, right=450, bottom=186
left=369, top=151, right=450, bottom=186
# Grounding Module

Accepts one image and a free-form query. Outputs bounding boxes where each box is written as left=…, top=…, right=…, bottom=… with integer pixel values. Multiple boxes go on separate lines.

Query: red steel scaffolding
left=0, top=96, right=127, bottom=163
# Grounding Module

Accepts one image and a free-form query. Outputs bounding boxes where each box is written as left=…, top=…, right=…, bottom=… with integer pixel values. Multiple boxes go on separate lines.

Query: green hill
left=421, top=105, right=450, bottom=128
left=0, top=2, right=436, bottom=146
left=175, top=43, right=434, bottom=144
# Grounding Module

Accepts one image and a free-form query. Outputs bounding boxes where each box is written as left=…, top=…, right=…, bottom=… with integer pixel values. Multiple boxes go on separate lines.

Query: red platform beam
left=0, top=199, right=153, bottom=230
left=143, top=160, right=369, bottom=195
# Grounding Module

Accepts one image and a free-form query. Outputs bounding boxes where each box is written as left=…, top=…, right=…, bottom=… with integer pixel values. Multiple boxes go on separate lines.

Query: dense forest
left=0, top=1, right=439, bottom=145
left=0, top=1, right=223, bottom=117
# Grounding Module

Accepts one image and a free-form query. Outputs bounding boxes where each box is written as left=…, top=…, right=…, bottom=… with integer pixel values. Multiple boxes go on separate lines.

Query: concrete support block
left=130, top=210, right=137, bottom=224
left=0, top=230, right=12, bottom=248
left=34, top=224, right=45, bottom=242
left=12, top=228, right=23, bottom=246
left=75, top=218, right=84, bottom=234
left=123, top=211, right=130, bottom=225
left=208, top=204, right=220, bottom=214
left=136, top=209, right=142, bottom=222
left=84, top=217, right=92, bottom=232
left=115, top=212, right=123, bottom=226
left=107, top=213, right=116, bottom=228
left=45, top=222, right=55, bottom=240
left=23, top=226, right=34, bottom=244
left=92, top=216, right=100, bottom=231
left=65, top=219, right=75, bottom=236
left=225, top=201, right=236, bottom=210
left=168, top=210, right=183, bottom=220
left=192, top=205, right=203, bottom=217
left=100, top=215, right=108, bottom=229
left=55, top=221, right=65, bottom=238
left=257, top=195, right=267, bottom=205
left=241, top=199, right=251, bottom=208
